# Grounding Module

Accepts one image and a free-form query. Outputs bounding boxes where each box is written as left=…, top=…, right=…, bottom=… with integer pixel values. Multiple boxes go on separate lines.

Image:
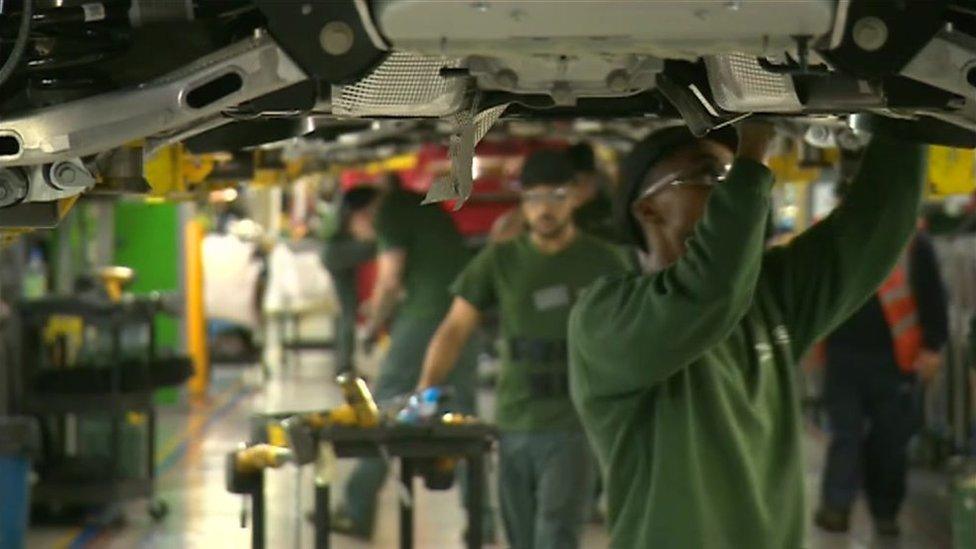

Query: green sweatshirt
left=568, top=135, right=924, bottom=549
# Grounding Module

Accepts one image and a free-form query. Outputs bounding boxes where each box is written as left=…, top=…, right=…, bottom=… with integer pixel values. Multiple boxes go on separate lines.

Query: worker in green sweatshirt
left=568, top=120, right=925, bottom=548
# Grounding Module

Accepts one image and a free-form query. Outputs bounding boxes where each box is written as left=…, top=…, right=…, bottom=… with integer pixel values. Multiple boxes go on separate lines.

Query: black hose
left=0, top=0, right=33, bottom=88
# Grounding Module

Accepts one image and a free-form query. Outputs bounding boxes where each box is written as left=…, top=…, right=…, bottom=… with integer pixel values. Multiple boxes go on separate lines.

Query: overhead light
left=209, top=187, right=238, bottom=203
left=472, top=156, right=482, bottom=180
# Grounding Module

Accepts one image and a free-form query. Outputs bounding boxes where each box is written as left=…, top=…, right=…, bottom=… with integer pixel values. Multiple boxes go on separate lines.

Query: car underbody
left=0, top=0, right=974, bottom=224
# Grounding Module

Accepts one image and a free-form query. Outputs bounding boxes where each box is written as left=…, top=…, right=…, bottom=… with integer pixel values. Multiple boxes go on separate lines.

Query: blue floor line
left=155, top=384, right=253, bottom=474
left=68, top=382, right=254, bottom=548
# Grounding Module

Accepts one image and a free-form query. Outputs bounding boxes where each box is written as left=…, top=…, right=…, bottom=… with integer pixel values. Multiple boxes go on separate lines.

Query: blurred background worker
left=330, top=177, right=483, bottom=540
left=489, top=142, right=618, bottom=244
left=815, top=226, right=949, bottom=537
left=320, top=187, right=379, bottom=377
left=417, top=149, right=631, bottom=549
left=566, top=142, right=618, bottom=242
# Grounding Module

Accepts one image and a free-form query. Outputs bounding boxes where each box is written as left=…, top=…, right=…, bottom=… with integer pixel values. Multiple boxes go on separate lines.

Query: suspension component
left=15, top=1, right=133, bottom=105
left=0, top=168, right=29, bottom=208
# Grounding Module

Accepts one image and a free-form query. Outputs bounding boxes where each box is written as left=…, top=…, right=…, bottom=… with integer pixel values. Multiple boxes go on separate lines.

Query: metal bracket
left=0, top=159, right=93, bottom=209
left=423, top=102, right=508, bottom=209
left=281, top=416, right=317, bottom=466
left=255, top=0, right=387, bottom=85
left=24, top=161, right=94, bottom=203
left=0, top=33, right=306, bottom=167
left=655, top=72, right=721, bottom=137
left=901, top=30, right=976, bottom=129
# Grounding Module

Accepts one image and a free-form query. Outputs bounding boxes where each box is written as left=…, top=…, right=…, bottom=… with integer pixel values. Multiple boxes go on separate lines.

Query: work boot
left=874, top=517, right=901, bottom=537
left=814, top=506, right=850, bottom=533
left=327, top=507, right=372, bottom=540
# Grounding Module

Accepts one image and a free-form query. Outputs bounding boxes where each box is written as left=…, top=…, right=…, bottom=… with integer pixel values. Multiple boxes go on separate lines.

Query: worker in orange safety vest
left=815, top=230, right=949, bottom=537
left=877, top=248, right=927, bottom=374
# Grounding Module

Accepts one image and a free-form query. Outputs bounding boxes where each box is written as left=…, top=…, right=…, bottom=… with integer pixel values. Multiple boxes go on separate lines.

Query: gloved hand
left=736, top=120, right=777, bottom=163
left=396, top=387, right=446, bottom=424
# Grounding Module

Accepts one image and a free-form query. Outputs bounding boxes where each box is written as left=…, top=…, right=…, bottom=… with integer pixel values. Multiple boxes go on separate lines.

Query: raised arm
left=570, top=127, right=775, bottom=397
left=363, top=249, right=405, bottom=338
left=762, top=133, right=926, bottom=358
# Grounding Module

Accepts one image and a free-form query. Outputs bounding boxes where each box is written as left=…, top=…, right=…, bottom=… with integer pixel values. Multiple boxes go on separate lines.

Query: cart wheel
left=148, top=500, right=169, bottom=522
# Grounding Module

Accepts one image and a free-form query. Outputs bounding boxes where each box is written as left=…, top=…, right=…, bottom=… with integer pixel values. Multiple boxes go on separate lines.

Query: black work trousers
left=820, top=350, right=919, bottom=520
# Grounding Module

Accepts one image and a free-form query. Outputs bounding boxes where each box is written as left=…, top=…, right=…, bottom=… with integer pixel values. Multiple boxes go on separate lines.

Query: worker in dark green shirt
left=320, top=187, right=379, bottom=377
left=331, top=180, right=481, bottom=539
left=568, top=120, right=925, bottom=548
left=418, top=149, right=632, bottom=549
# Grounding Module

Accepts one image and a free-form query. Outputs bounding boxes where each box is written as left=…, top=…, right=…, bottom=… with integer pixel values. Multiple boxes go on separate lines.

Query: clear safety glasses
left=636, top=161, right=732, bottom=202
left=522, top=187, right=573, bottom=205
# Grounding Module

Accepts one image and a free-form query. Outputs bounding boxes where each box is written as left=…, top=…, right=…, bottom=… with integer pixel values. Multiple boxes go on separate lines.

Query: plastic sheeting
left=262, top=242, right=338, bottom=317
left=202, top=234, right=263, bottom=330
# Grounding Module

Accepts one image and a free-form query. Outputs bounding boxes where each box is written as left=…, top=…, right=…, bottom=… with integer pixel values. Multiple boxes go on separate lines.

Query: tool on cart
left=396, top=386, right=451, bottom=424
left=226, top=376, right=495, bottom=549
left=226, top=374, right=387, bottom=479
left=225, top=374, right=379, bottom=548
left=97, top=266, right=136, bottom=302
left=335, top=373, right=380, bottom=427
left=233, top=443, right=296, bottom=474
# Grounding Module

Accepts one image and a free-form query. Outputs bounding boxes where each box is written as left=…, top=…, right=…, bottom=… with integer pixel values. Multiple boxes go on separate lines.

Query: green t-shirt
left=569, top=136, right=925, bottom=548
left=452, top=232, right=632, bottom=431
left=376, top=188, right=469, bottom=320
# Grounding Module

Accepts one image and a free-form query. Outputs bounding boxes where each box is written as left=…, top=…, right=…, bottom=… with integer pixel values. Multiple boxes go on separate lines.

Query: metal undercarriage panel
left=374, top=0, right=836, bottom=57
left=0, top=34, right=306, bottom=167
left=372, top=0, right=835, bottom=105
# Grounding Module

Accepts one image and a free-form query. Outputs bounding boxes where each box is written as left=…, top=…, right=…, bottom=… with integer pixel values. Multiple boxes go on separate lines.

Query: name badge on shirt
left=533, top=285, right=571, bottom=312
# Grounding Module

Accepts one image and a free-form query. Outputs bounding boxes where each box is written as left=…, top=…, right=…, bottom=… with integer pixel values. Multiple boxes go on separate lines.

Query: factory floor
left=26, top=352, right=952, bottom=549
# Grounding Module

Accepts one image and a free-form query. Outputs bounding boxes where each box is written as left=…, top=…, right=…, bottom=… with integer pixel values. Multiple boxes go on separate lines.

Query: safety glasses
left=522, top=186, right=573, bottom=205
left=636, top=161, right=732, bottom=202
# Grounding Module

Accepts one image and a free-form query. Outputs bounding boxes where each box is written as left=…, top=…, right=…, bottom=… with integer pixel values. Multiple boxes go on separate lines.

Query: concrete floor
left=26, top=352, right=952, bottom=548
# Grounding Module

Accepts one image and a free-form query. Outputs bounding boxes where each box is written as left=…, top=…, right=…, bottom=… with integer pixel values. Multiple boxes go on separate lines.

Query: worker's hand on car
left=735, top=119, right=777, bottom=163
left=914, top=348, right=942, bottom=383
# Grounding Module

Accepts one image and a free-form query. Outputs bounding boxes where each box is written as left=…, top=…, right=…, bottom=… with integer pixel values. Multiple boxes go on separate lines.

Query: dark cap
left=340, top=186, right=381, bottom=217
left=567, top=142, right=596, bottom=173
left=617, top=125, right=738, bottom=250
left=520, top=149, right=576, bottom=189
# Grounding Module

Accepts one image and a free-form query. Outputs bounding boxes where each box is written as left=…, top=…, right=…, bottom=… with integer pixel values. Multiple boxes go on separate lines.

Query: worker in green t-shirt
left=330, top=178, right=482, bottom=539
left=417, top=149, right=632, bottom=549
left=568, top=120, right=926, bottom=548
left=490, top=142, right=622, bottom=245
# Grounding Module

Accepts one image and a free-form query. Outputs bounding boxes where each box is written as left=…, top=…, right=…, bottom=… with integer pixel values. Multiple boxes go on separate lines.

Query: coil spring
left=0, top=1, right=258, bottom=105
left=5, top=1, right=132, bottom=104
